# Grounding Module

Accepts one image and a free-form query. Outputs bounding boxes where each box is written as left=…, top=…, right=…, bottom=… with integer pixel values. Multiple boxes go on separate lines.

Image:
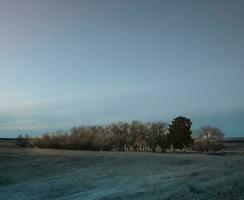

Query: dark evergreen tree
left=168, top=116, right=193, bottom=149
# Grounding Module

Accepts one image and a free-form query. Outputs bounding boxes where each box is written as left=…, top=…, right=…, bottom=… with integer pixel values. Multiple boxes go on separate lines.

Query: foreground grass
left=0, top=147, right=243, bottom=200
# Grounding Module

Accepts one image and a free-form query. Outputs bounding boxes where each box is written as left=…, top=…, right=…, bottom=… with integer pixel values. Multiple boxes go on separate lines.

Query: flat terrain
left=0, top=145, right=244, bottom=200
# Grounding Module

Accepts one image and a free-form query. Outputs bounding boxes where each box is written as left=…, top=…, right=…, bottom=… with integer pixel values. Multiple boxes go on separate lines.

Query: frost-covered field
left=0, top=146, right=244, bottom=200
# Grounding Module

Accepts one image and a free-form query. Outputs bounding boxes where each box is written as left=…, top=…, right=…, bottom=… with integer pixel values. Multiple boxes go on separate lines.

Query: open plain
left=0, top=140, right=244, bottom=200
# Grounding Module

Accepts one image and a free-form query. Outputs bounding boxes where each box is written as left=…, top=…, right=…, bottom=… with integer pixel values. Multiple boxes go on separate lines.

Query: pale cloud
left=0, top=89, right=25, bottom=109
left=0, top=85, right=139, bottom=136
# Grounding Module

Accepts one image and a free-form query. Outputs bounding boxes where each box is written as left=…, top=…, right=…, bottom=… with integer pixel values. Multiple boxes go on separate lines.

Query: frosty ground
left=0, top=145, right=243, bottom=200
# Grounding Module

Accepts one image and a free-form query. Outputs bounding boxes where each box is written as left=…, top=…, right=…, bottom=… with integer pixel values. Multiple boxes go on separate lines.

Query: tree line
left=17, top=116, right=225, bottom=153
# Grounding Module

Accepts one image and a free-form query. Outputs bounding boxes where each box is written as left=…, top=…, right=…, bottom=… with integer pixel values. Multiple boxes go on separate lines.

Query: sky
left=0, top=0, right=243, bottom=137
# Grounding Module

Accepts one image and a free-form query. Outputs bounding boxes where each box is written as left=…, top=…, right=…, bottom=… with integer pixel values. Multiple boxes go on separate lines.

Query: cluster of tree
left=32, top=121, right=171, bottom=152
left=17, top=116, right=225, bottom=153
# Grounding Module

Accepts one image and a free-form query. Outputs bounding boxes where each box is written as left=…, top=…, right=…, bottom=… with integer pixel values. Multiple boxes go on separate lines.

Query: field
left=0, top=142, right=244, bottom=200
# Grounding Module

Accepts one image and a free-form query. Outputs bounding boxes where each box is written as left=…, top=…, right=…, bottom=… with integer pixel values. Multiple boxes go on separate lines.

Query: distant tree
left=168, top=116, right=193, bottom=150
left=144, top=122, right=158, bottom=152
left=128, top=121, right=144, bottom=151
left=134, top=135, right=147, bottom=152
left=110, top=122, right=129, bottom=151
left=156, top=122, right=170, bottom=152
left=16, top=134, right=31, bottom=147
left=102, top=125, right=115, bottom=151
left=144, top=122, right=169, bottom=152
left=194, top=125, right=225, bottom=152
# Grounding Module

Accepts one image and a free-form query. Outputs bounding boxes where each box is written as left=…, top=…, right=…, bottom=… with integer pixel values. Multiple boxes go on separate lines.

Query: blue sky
left=0, top=0, right=243, bottom=137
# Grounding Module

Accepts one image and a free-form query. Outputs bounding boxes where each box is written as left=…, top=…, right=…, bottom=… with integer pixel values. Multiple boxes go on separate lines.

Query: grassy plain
left=0, top=141, right=243, bottom=200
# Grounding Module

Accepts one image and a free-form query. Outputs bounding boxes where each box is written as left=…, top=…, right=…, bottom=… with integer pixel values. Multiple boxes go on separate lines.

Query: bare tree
left=16, top=134, right=32, bottom=147
left=156, top=122, right=170, bottom=152
left=128, top=121, right=144, bottom=151
left=194, top=125, right=225, bottom=152
left=109, top=122, right=129, bottom=151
